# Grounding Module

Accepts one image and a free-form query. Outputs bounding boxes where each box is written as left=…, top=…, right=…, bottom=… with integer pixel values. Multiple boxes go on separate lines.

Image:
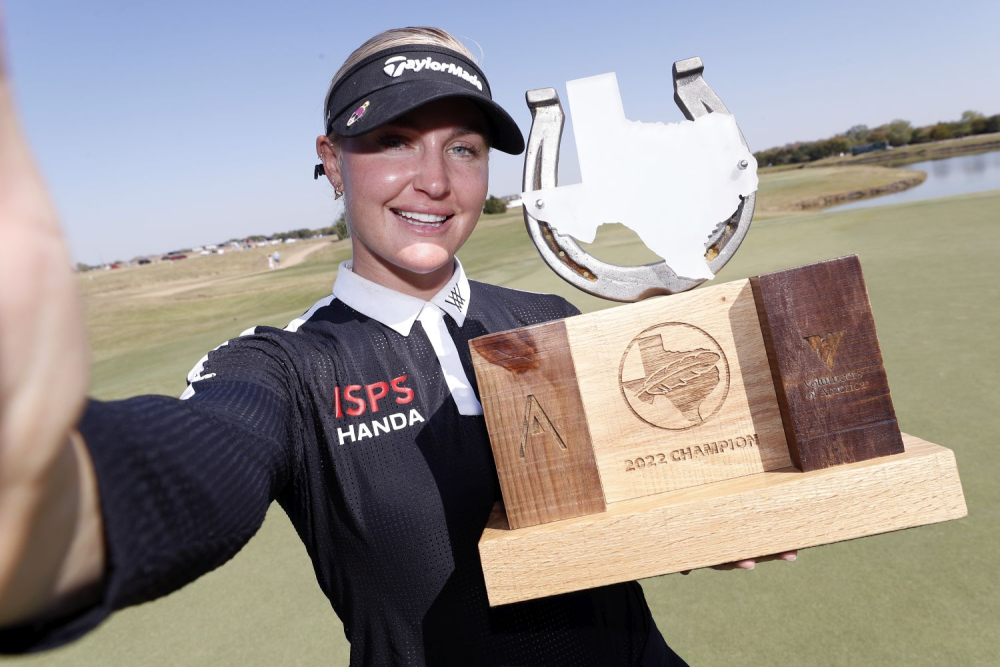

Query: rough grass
left=3, top=190, right=998, bottom=666
left=753, top=165, right=925, bottom=216
left=82, top=240, right=353, bottom=399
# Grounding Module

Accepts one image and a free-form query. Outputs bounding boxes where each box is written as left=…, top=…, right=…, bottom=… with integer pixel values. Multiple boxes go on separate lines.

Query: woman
left=0, top=22, right=788, bottom=666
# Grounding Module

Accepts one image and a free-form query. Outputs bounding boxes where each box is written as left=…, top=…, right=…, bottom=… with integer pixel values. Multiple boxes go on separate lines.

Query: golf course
left=3, top=166, right=997, bottom=665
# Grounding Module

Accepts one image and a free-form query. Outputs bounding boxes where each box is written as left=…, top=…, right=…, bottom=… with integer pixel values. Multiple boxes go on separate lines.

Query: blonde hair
left=324, top=27, right=478, bottom=129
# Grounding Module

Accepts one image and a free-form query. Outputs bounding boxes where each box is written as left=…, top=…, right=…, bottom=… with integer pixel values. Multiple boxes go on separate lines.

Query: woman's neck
left=350, top=252, right=455, bottom=302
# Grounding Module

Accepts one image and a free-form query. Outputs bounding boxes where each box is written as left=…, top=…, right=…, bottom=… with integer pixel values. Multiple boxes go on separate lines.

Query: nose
left=411, top=147, right=451, bottom=199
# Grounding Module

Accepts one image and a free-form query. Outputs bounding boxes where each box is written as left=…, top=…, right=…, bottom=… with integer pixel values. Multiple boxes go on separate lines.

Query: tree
left=806, top=142, right=827, bottom=161
left=956, top=110, right=984, bottom=135
left=910, top=126, right=932, bottom=144
left=886, top=119, right=913, bottom=147
left=789, top=145, right=811, bottom=163
left=929, top=123, right=953, bottom=141
left=824, top=136, right=852, bottom=156
left=867, top=128, right=889, bottom=144
left=845, top=124, right=870, bottom=145
left=482, top=195, right=506, bottom=215
left=334, top=211, right=350, bottom=240
left=767, top=148, right=790, bottom=166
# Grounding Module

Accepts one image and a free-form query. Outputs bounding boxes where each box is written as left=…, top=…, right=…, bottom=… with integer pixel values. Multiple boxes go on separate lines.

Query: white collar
left=332, top=259, right=471, bottom=336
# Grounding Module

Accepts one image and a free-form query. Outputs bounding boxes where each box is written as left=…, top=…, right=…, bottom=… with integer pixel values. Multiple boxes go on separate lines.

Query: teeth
left=395, top=210, right=449, bottom=224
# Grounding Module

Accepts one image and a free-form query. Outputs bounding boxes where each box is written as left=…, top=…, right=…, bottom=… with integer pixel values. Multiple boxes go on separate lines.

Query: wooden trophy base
left=479, top=434, right=966, bottom=606
left=470, top=256, right=968, bottom=605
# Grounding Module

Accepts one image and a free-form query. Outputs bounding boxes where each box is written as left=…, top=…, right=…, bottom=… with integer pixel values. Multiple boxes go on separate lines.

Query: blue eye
left=450, top=144, right=480, bottom=157
left=378, top=135, right=407, bottom=149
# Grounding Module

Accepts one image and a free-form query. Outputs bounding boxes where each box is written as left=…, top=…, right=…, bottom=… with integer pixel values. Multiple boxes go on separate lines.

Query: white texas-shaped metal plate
left=522, top=72, right=758, bottom=281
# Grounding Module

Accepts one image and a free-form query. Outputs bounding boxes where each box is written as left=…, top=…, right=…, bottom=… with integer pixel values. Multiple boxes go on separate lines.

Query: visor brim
left=330, top=80, right=524, bottom=155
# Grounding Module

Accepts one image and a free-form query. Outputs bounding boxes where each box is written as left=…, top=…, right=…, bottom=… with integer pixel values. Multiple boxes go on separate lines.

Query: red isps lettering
left=343, top=385, right=366, bottom=417
left=334, top=375, right=414, bottom=418
left=391, top=375, right=414, bottom=404
left=366, top=382, right=389, bottom=413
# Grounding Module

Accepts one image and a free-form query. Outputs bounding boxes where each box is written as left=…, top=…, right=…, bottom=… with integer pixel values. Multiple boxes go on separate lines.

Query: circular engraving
left=618, top=322, right=731, bottom=430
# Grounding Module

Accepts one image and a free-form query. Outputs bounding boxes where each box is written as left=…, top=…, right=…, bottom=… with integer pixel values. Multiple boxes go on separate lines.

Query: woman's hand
left=681, top=551, right=798, bottom=575
left=0, top=4, right=103, bottom=626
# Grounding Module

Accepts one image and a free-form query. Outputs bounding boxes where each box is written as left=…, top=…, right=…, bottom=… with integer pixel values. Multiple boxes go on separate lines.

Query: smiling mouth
left=392, top=209, right=454, bottom=227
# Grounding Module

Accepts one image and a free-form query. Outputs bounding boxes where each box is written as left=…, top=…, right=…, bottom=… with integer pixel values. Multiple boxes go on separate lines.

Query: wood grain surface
left=470, top=320, right=605, bottom=529
left=479, top=433, right=967, bottom=606
left=565, top=280, right=791, bottom=503
left=751, top=256, right=904, bottom=471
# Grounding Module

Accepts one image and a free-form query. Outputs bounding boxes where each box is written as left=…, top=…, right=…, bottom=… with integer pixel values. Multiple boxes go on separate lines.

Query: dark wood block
left=470, top=320, right=606, bottom=529
left=750, top=255, right=904, bottom=471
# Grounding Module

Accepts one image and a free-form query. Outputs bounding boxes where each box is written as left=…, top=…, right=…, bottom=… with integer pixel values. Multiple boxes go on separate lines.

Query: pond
left=825, top=151, right=1000, bottom=212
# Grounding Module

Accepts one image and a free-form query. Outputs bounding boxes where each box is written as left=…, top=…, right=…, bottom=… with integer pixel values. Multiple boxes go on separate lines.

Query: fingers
left=754, top=550, right=798, bottom=564
left=712, top=558, right=757, bottom=571
left=682, top=550, right=799, bottom=575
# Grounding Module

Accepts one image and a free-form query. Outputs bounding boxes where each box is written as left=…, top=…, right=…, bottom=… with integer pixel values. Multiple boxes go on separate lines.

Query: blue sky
left=6, top=0, right=999, bottom=264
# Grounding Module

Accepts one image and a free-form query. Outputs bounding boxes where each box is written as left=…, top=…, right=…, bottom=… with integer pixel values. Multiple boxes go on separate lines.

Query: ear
left=316, top=135, right=344, bottom=189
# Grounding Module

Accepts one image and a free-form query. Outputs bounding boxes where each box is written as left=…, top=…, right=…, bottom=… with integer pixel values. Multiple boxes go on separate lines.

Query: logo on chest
left=333, top=375, right=425, bottom=445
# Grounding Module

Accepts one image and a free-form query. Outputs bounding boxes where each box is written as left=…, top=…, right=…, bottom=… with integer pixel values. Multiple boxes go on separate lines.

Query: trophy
left=470, top=59, right=967, bottom=606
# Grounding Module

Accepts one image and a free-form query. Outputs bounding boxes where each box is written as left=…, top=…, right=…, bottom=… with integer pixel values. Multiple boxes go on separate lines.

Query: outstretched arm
left=0, top=2, right=104, bottom=627
left=0, top=13, right=300, bottom=650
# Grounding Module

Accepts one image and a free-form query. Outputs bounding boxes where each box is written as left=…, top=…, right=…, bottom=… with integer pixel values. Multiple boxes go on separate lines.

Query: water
left=825, top=151, right=1000, bottom=212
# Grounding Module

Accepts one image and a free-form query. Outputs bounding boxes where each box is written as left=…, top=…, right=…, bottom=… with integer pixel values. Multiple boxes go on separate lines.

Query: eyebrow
left=385, top=118, right=489, bottom=140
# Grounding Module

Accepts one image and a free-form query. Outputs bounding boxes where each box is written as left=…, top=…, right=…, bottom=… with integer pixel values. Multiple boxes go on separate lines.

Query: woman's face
left=318, top=98, right=490, bottom=293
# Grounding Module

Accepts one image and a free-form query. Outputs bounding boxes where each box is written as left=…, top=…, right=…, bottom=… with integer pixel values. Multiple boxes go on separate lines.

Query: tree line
left=269, top=212, right=350, bottom=242
left=754, top=110, right=1000, bottom=166
left=84, top=191, right=518, bottom=271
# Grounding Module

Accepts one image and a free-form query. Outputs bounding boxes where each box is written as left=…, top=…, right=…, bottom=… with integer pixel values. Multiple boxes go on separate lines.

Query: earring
left=334, top=184, right=344, bottom=200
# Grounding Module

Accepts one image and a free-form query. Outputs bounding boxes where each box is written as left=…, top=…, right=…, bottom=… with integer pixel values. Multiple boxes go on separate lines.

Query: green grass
left=3, top=191, right=998, bottom=665
left=753, top=165, right=925, bottom=216
left=82, top=241, right=353, bottom=398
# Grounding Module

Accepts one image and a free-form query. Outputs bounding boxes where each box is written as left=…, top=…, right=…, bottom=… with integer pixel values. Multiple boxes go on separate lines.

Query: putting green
left=4, top=190, right=997, bottom=666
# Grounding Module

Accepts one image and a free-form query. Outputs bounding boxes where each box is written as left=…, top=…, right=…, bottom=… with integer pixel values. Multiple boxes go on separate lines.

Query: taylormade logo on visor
left=383, top=55, right=483, bottom=91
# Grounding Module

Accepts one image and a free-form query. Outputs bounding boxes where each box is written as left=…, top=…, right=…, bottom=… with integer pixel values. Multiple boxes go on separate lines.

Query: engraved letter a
left=519, top=394, right=568, bottom=458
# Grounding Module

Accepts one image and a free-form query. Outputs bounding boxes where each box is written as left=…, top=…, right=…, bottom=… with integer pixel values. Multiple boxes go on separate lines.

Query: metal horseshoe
left=521, top=57, right=757, bottom=302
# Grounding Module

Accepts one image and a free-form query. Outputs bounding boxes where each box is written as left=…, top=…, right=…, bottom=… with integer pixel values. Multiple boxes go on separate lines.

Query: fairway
left=3, top=190, right=997, bottom=666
